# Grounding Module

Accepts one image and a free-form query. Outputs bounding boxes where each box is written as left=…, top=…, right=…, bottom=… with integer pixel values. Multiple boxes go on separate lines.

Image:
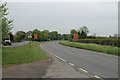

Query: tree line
left=1, top=2, right=119, bottom=47
left=13, top=29, right=63, bottom=42
left=12, top=26, right=90, bottom=42
left=1, top=2, right=89, bottom=42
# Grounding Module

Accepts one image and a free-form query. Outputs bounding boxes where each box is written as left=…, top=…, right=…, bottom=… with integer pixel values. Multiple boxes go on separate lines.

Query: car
left=2, top=40, right=12, bottom=46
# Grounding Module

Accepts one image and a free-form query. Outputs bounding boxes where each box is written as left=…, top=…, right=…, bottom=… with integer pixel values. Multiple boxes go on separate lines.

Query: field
left=59, top=41, right=119, bottom=56
left=2, top=42, right=49, bottom=67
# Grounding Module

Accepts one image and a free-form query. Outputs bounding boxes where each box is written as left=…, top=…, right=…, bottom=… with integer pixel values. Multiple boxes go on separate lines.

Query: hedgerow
left=77, top=39, right=120, bottom=47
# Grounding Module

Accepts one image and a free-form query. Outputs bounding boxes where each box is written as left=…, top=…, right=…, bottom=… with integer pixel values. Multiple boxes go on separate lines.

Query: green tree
left=49, top=31, right=59, bottom=40
left=62, top=34, right=69, bottom=40
left=1, top=2, right=13, bottom=40
left=32, top=29, right=43, bottom=41
left=70, top=29, right=77, bottom=40
left=77, top=26, right=89, bottom=39
left=42, top=30, right=49, bottom=41
left=14, top=31, right=26, bottom=42
left=57, top=34, right=63, bottom=40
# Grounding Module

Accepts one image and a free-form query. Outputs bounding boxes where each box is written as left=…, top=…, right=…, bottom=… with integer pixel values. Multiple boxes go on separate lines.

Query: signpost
left=34, top=34, right=38, bottom=40
left=27, top=31, right=32, bottom=47
left=73, top=33, right=78, bottom=42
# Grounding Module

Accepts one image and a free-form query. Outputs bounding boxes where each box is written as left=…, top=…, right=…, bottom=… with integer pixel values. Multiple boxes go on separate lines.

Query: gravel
left=2, top=60, right=52, bottom=78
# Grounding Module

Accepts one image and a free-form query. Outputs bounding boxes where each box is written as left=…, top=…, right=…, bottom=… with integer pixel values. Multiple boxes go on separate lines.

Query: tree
left=77, top=26, right=89, bottom=39
left=14, top=31, right=26, bottom=42
left=70, top=29, right=77, bottom=35
left=42, top=30, right=49, bottom=41
left=62, top=34, right=69, bottom=40
left=57, top=34, right=63, bottom=40
left=114, top=34, right=119, bottom=37
left=32, top=29, right=42, bottom=41
left=70, top=29, right=77, bottom=40
left=49, top=31, right=58, bottom=40
left=1, top=2, right=13, bottom=40
left=49, top=31, right=62, bottom=40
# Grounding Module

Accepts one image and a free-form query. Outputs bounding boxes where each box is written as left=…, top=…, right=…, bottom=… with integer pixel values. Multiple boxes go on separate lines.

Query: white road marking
left=68, top=63, right=75, bottom=66
left=79, top=68, right=88, bottom=73
left=41, top=43, right=103, bottom=79
left=40, top=45, right=43, bottom=48
left=59, top=58, right=66, bottom=62
left=40, top=45, right=66, bottom=62
left=94, top=75, right=101, bottom=78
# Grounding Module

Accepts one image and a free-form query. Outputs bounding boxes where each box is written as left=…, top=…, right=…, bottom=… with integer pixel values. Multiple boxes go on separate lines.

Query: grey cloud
left=7, top=2, right=118, bottom=36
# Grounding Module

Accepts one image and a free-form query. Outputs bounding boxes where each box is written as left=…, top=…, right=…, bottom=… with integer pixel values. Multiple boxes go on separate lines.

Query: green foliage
left=59, top=41, right=119, bottom=56
left=14, top=31, right=26, bottom=42
left=77, top=26, right=89, bottom=39
left=42, top=30, right=49, bottom=41
left=1, top=2, right=13, bottom=40
left=31, top=29, right=63, bottom=41
left=70, top=26, right=89, bottom=40
left=32, top=29, right=43, bottom=41
left=78, top=30, right=87, bottom=39
left=78, top=38, right=119, bottom=47
left=62, top=34, right=69, bottom=40
left=70, top=29, right=77, bottom=40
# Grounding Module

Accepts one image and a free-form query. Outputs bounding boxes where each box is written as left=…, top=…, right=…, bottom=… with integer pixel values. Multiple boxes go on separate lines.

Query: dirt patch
left=2, top=59, right=53, bottom=78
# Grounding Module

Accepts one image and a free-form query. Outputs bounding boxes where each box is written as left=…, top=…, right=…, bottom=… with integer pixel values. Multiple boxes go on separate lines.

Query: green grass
left=59, top=41, right=119, bottom=56
left=2, top=42, right=49, bottom=67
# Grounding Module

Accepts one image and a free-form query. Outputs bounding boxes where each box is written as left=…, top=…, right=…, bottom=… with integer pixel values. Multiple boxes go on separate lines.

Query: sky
left=1, top=0, right=118, bottom=36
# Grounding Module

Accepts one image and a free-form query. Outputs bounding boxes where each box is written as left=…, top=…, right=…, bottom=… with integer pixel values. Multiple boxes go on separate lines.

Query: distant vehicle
left=2, top=40, right=12, bottom=46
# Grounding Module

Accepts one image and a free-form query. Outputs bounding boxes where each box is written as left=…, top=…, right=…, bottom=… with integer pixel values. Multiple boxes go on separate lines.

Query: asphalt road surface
left=42, top=41, right=118, bottom=78
left=3, top=41, right=29, bottom=47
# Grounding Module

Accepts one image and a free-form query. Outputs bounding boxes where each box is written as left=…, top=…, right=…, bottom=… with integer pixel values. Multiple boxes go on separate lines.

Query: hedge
left=77, top=39, right=120, bottom=47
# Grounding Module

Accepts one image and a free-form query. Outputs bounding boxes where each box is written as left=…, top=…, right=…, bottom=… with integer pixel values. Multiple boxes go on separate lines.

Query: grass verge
left=59, top=41, right=119, bottom=56
left=2, top=42, right=49, bottom=67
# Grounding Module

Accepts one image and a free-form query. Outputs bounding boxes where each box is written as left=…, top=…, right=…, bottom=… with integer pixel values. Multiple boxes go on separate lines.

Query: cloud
left=7, top=2, right=118, bottom=36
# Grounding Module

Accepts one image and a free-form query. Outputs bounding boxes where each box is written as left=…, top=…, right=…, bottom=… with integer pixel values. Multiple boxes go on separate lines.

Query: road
left=42, top=41, right=118, bottom=78
left=3, top=41, right=29, bottom=47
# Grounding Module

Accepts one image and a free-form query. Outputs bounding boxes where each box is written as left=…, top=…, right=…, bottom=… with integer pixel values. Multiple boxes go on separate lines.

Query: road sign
left=73, top=33, right=78, bottom=41
left=27, top=31, right=32, bottom=38
left=28, top=36, right=32, bottom=38
left=34, top=34, right=38, bottom=40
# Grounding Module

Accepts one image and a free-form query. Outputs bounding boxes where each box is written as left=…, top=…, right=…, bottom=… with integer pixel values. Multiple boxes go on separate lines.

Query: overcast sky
left=6, top=2, right=118, bottom=36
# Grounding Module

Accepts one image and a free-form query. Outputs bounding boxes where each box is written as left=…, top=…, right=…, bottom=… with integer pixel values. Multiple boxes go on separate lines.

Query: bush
left=77, top=39, right=119, bottom=47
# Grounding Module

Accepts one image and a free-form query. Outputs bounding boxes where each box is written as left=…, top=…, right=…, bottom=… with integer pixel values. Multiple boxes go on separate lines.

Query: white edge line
left=40, top=44, right=66, bottom=62
left=94, top=75, right=101, bottom=78
left=41, top=44, right=102, bottom=79
left=59, top=57, right=66, bottom=62
left=68, top=63, right=75, bottom=66
left=52, top=53, right=66, bottom=62
left=79, top=68, right=88, bottom=73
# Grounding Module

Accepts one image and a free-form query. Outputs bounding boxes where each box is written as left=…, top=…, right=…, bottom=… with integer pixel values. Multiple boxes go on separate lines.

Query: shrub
left=77, top=39, right=119, bottom=47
